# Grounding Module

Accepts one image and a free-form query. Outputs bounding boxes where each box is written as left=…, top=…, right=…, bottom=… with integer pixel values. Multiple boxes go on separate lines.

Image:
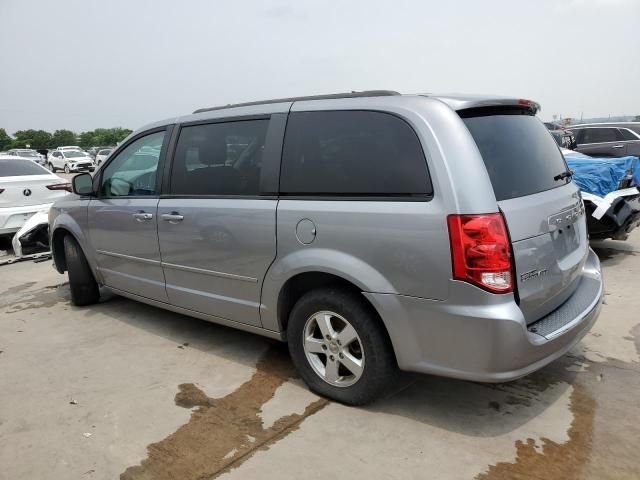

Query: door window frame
left=94, top=125, right=173, bottom=199
left=160, top=114, right=285, bottom=199
left=577, top=127, right=624, bottom=145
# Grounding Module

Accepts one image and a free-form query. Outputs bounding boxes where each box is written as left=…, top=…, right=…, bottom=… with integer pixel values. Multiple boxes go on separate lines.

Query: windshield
left=64, top=151, right=87, bottom=158
left=462, top=111, right=570, bottom=201
left=0, top=159, right=48, bottom=176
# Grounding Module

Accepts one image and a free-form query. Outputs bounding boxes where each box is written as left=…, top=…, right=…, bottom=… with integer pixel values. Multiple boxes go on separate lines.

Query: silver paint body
left=49, top=93, right=603, bottom=382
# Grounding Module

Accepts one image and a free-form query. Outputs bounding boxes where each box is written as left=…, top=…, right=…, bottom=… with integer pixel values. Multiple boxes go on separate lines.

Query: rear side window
left=581, top=128, right=620, bottom=144
left=170, top=119, right=268, bottom=196
left=0, top=159, right=47, bottom=176
left=462, top=112, right=570, bottom=201
left=620, top=129, right=638, bottom=141
left=280, top=111, right=431, bottom=196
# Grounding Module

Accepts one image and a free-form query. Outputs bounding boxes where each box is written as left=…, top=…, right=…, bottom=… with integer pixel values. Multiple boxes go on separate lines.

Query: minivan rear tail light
left=447, top=213, right=513, bottom=293
left=47, top=183, right=72, bottom=192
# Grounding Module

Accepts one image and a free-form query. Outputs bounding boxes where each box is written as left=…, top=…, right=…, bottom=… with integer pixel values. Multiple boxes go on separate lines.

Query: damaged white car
left=562, top=148, right=640, bottom=240
left=0, top=156, right=71, bottom=256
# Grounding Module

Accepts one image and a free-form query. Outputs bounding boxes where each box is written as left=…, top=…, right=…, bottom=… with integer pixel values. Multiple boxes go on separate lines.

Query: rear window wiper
left=554, top=169, right=573, bottom=182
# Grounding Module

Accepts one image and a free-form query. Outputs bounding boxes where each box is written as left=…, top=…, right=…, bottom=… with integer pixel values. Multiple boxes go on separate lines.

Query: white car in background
left=0, top=156, right=71, bottom=237
left=94, top=148, right=113, bottom=166
left=48, top=150, right=95, bottom=173
left=6, top=149, right=46, bottom=164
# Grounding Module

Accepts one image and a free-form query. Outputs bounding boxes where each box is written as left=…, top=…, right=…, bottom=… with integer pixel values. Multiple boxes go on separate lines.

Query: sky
left=1, top=0, right=639, bottom=134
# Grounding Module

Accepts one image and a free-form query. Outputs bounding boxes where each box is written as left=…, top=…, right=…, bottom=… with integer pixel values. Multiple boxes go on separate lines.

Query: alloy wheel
left=302, top=310, right=365, bottom=387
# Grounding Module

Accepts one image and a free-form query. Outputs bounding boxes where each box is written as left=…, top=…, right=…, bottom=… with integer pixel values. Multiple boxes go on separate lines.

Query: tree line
left=0, top=127, right=132, bottom=151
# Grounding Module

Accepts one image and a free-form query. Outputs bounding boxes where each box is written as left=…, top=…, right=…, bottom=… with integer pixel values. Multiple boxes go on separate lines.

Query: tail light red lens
left=447, top=213, right=513, bottom=293
left=46, top=183, right=72, bottom=192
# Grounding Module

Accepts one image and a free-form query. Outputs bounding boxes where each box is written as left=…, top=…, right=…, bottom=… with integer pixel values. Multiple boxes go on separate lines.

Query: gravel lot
left=1, top=231, right=639, bottom=479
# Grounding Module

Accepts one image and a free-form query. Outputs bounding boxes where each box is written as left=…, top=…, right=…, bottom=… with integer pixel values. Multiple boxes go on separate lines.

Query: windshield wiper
left=554, top=170, right=573, bottom=182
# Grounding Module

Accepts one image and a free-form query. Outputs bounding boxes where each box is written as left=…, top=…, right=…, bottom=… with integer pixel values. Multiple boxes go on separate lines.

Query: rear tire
left=287, top=287, right=397, bottom=405
left=63, top=235, right=100, bottom=306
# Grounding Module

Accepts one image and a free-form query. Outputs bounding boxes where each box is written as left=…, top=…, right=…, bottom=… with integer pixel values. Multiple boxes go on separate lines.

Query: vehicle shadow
left=591, top=239, right=638, bottom=267
left=368, top=361, right=578, bottom=438
left=80, top=291, right=582, bottom=439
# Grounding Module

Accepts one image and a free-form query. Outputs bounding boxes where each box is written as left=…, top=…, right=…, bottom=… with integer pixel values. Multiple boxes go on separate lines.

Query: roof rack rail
left=193, top=90, right=401, bottom=114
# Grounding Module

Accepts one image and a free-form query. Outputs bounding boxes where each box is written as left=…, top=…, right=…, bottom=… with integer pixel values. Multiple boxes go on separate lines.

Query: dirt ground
left=0, top=231, right=639, bottom=480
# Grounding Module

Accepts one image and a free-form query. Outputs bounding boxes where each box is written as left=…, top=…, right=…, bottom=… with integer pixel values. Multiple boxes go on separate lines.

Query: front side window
left=100, top=130, right=165, bottom=197
left=280, top=111, right=431, bottom=196
left=170, top=119, right=268, bottom=196
left=581, top=128, right=620, bottom=144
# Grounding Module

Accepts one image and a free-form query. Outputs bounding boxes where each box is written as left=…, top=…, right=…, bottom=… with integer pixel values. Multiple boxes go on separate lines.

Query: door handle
left=162, top=212, right=184, bottom=222
left=132, top=212, right=153, bottom=221
left=612, top=145, right=624, bottom=149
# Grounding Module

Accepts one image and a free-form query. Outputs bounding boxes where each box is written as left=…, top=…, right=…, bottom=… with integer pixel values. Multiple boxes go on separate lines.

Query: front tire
left=64, top=164, right=70, bottom=174
left=49, top=162, right=56, bottom=172
left=63, top=235, right=100, bottom=306
left=287, top=288, right=396, bottom=405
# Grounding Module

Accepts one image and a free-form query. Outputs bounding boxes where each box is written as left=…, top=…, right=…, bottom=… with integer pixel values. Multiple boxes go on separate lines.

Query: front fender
left=260, top=247, right=396, bottom=331
left=50, top=199, right=101, bottom=282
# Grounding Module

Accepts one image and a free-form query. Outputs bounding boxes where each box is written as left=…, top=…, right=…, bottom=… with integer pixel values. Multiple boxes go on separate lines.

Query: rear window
left=461, top=111, right=570, bottom=201
left=0, top=159, right=48, bottom=176
left=280, top=111, right=431, bottom=197
left=620, top=129, right=638, bottom=141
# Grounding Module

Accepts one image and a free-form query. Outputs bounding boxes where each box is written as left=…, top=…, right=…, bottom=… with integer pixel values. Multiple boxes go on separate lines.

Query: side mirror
left=72, top=173, right=94, bottom=196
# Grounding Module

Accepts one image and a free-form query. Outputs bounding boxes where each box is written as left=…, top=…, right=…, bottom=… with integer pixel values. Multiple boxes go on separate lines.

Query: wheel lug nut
left=339, top=353, right=344, bottom=359
left=325, top=335, right=331, bottom=340
left=337, top=340, right=341, bottom=345
left=329, top=355, right=335, bottom=361
left=322, top=344, right=327, bottom=350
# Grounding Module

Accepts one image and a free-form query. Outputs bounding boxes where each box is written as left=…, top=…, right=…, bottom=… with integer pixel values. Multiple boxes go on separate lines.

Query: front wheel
left=49, top=162, right=56, bottom=172
left=63, top=235, right=100, bottom=306
left=64, top=164, right=70, bottom=174
left=287, top=288, right=397, bottom=405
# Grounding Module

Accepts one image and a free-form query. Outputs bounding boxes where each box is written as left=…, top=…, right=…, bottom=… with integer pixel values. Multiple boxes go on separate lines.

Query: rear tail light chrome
left=447, top=213, right=513, bottom=293
left=46, top=183, right=73, bottom=193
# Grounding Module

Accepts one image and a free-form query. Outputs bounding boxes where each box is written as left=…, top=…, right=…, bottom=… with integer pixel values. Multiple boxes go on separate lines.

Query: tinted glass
left=280, top=111, right=431, bottom=196
left=170, top=119, right=268, bottom=196
left=462, top=112, right=569, bottom=201
left=100, top=131, right=165, bottom=197
left=64, top=151, right=87, bottom=158
left=0, top=159, right=48, bottom=176
left=619, top=129, right=639, bottom=141
left=581, top=128, right=619, bottom=144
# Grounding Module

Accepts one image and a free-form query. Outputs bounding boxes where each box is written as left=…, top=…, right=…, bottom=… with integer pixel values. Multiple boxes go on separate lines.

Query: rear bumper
left=0, top=203, right=53, bottom=235
left=364, top=248, right=603, bottom=382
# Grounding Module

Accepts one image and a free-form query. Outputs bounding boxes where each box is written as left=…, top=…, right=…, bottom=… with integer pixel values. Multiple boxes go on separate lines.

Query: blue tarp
left=564, top=154, right=640, bottom=197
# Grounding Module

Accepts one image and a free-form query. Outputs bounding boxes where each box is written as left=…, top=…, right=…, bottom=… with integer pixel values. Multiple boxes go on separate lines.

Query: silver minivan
left=49, top=91, right=603, bottom=405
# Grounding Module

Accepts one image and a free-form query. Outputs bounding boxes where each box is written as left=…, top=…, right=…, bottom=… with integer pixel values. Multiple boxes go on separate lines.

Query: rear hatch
left=461, top=109, right=588, bottom=323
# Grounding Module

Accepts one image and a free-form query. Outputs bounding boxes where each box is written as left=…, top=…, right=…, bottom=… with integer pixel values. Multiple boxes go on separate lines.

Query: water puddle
left=121, top=345, right=328, bottom=480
